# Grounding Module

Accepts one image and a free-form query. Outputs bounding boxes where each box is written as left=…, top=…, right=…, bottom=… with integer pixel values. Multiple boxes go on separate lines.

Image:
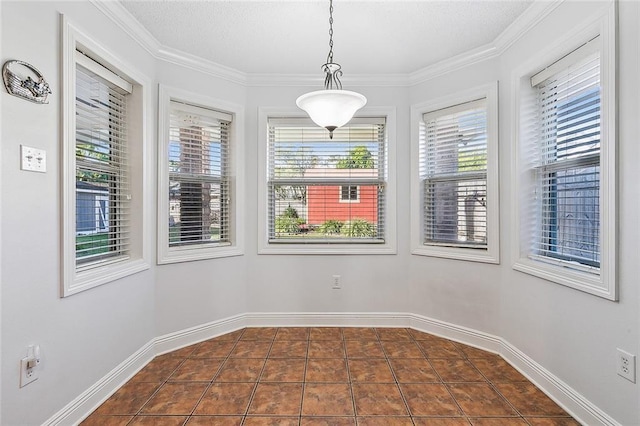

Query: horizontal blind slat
left=75, top=60, right=131, bottom=266
left=168, top=100, right=232, bottom=247
left=268, top=120, right=386, bottom=243
left=530, top=46, right=601, bottom=270
left=420, top=99, right=488, bottom=248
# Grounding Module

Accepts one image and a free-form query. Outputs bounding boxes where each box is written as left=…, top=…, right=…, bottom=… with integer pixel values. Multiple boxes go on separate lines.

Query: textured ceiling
left=120, top=0, right=534, bottom=75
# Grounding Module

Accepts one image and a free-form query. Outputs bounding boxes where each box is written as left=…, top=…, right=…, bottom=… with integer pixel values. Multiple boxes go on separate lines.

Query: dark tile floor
left=81, top=327, right=581, bottom=425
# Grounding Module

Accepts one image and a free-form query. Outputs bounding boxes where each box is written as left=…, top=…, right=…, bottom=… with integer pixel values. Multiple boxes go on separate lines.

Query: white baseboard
left=409, top=313, right=503, bottom=354
left=408, top=313, right=620, bottom=426
left=244, top=311, right=410, bottom=327
left=411, top=315, right=622, bottom=426
left=43, top=340, right=155, bottom=426
left=44, top=311, right=621, bottom=426
left=154, top=313, right=245, bottom=356
left=501, top=341, right=620, bottom=426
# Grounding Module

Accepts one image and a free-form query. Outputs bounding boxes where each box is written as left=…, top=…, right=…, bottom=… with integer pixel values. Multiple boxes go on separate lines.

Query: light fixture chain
left=327, top=0, right=334, bottom=64
left=322, top=0, right=342, bottom=90
left=296, top=0, right=367, bottom=139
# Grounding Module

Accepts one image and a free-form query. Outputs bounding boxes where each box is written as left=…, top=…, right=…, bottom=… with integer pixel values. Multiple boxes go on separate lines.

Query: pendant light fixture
left=296, top=0, right=366, bottom=139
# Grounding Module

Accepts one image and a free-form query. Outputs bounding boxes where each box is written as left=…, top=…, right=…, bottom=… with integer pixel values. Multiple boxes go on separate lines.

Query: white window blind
left=421, top=99, right=488, bottom=248
left=75, top=53, right=131, bottom=267
left=268, top=118, right=386, bottom=243
left=168, top=101, right=232, bottom=248
left=531, top=42, right=601, bottom=270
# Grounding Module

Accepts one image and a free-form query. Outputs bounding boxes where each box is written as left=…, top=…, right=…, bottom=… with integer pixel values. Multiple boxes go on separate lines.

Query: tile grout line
left=403, top=330, right=423, bottom=426
left=298, top=328, right=310, bottom=426
left=414, top=333, right=471, bottom=424
left=175, top=343, right=202, bottom=426
left=83, top=327, right=581, bottom=426
left=341, top=329, right=359, bottom=423
left=240, top=328, right=278, bottom=424
left=130, top=346, right=192, bottom=422
left=379, top=328, right=415, bottom=423
left=186, top=328, right=246, bottom=424
left=467, top=350, right=529, bottom=422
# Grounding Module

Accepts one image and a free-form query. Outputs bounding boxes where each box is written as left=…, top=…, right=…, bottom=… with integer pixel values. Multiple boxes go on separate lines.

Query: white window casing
left=157, top=85, right=244, bottom=264
left=411, top=82, right=500, bottom=264
left=512, top=3, right=616, bottom=300
left=339, top=185, right=360, bottom=203
left=62, top=16, right=151, bottom=297
left=257, top=107, right=397, bottom=255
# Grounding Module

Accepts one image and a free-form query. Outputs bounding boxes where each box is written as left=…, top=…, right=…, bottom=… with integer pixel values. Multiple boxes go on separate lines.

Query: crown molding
left=407, top=0, right=564, bottom=86
left=90, top=0, right=248, bottom=85
left=157, top=46, right=247, bottom=86
left=89, top=0, right=161, bottom=56
left=90, top=0, right=564, bottom=88
left=494, top=0, right=564, bottom=53
left=408, top=42, right=499, bottom=86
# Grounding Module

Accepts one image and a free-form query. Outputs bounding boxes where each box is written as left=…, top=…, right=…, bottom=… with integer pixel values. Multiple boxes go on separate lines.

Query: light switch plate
left=21, top=145, right=46, bottom=173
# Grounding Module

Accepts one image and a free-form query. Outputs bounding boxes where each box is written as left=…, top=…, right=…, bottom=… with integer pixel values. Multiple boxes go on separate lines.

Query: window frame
left=339, top=185, right=360, bottom=203
left=62, top=16, right=151, bottom=297
left=257, top=107, right=397, bottom=255
left=411, top=82, right=500, bottom=264
left=157, top=85, right=244, bottom=264
left=511, top=4, right=617, bottom=300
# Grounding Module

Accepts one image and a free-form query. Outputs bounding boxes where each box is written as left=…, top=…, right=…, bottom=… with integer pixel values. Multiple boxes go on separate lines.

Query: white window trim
left=339, top=185, right=360, bottom=203
left=157, top=85, right=244, bottom=264
left=511, top=3, right=617, bottom=300
left=61, top=16, right=151, bottom=297
left=257, top=106, right=397, bottom=255
left=410, top=82, right=500, bottom=264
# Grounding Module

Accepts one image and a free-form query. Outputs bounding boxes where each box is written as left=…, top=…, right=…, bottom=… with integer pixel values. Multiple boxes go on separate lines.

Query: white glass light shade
left=296, top=89, right=367, bottom=131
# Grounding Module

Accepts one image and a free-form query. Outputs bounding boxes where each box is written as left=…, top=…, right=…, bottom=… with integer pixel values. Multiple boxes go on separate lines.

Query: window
left=269, top=118, right=384, bottom=243
left=62, top=18, right=149, bottom=296
left=532, top=41, right=600, bottom=268
left=411, top=83, right=499, bottom=263
left=168, top=102, right=230, bottom=246
left=74, top=55, right=131, bottom=266
left=261, top=116, right=394, bottom=252
left=422, top=99, right=488, bottom=248
left=157, top=86, right=244, bottom=263
left=513, top=22, right=616, bottom=300
left=340, top=185, right=359, bottom=202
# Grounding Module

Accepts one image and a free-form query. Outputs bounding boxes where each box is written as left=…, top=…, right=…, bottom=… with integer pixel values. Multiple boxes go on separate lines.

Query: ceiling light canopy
left=296, top=0, right=366, bottom=139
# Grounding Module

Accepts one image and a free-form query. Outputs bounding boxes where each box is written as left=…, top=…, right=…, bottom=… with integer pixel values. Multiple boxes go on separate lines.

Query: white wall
left=153, top=62, right=249, bottom=336
left=1, top=1, right=638, bottom=425
left=497, top=2, right=639, bottom=424
left=244, top=85, right=412, bottom=316
left=408, top=57, right=503, bottom=336
left=408, top=2, right=639, bottom=425
left=0, top=2, right=158, bottom=425
left=1, top=3, right=254, bottom=423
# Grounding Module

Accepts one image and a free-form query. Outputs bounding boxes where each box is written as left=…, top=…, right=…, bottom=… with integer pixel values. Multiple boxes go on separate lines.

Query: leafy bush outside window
left=343, top=219, right=376, bottom=237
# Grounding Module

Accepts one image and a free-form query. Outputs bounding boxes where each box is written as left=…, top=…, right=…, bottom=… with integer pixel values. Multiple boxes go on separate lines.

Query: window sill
left=512, top=257, right=615, bottom=301
left=158, top=245, right=243, bottom=265
left=64, top=258, right=150, bottom=297
left=259, top=243, right=396, bottom=255
left=412, top=245, right=499, bottom=264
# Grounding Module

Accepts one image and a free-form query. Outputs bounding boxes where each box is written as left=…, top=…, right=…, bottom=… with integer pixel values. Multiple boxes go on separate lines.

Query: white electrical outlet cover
left=617, top=348, right=636, bottom=383
left=19, top=357, right=38, bottom=387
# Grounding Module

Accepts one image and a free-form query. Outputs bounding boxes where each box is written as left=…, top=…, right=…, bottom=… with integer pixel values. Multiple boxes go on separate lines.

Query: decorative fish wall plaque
left=2, top=60, right=51, bottom=104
